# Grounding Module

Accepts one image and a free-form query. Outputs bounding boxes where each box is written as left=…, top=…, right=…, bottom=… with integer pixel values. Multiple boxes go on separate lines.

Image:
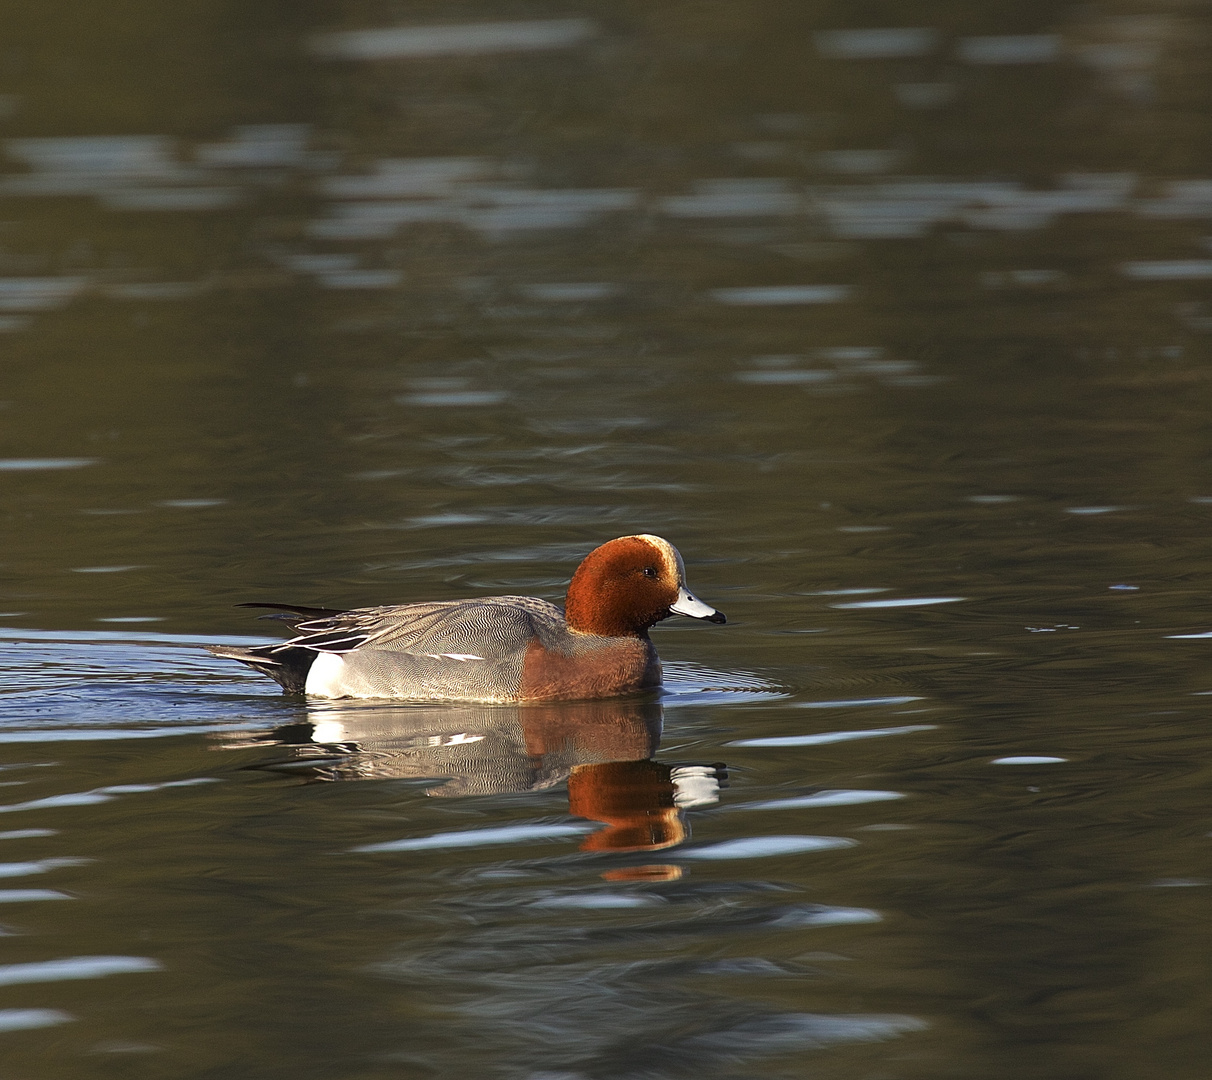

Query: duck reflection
left=235, top=697, right=726, bottom=855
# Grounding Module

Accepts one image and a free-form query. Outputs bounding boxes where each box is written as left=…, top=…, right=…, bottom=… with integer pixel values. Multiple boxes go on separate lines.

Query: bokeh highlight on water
left=2, top=3, right=1212, bottom=1076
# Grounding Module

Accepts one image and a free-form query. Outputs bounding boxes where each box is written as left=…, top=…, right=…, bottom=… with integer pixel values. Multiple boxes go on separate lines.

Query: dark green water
left=2, top=3, right=1212, bottom=1076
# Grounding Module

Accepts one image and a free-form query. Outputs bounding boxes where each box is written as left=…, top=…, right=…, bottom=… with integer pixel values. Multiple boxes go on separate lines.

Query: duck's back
left=304, top=596, right=565, bottom=701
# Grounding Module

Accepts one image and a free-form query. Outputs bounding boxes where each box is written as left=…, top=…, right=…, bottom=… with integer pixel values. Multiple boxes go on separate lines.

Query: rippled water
left=3, top=2, right=1212, bottom=1076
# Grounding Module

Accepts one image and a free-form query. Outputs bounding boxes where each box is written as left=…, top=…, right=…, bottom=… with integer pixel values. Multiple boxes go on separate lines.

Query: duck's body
left=206, top=534, right=724, bottom=703
left=261, top=594, right=661, bottom=702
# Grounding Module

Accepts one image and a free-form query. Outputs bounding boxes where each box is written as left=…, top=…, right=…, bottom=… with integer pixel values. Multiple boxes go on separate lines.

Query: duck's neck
left=564, top=596, right=653, bottom=638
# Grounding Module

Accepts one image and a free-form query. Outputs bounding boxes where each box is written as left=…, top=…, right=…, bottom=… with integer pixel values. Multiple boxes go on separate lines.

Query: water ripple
left=680, top=835, right=856, bottom=860
left=0, top=956, right=161, bottom=986
left=742, top=789, right=905, bottom=810
left=354, top=823, right=594, bottom=854
left=731, top=724, right=937, bottom=748
left=0, top=1008, right=73, bottom=1032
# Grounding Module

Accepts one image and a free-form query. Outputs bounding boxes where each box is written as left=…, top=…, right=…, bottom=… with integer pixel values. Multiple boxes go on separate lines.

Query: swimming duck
left=206, top=534, right=725, bottom=702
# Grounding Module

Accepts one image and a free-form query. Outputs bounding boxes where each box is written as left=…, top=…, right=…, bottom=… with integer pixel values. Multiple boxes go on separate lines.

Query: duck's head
left=564, top=534, right=726, bottom=637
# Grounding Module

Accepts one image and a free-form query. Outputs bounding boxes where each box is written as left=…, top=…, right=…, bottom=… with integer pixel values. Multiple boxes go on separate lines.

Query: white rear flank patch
left=305, top=651, right=348, bottom=697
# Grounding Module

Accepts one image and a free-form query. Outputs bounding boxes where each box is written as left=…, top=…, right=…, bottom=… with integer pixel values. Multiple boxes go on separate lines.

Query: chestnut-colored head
left=564, top=534, right=725, bottom=637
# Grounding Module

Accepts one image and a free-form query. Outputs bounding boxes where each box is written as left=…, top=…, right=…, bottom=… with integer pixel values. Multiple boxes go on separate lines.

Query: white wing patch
left=423, top=652, right=486, bottom=662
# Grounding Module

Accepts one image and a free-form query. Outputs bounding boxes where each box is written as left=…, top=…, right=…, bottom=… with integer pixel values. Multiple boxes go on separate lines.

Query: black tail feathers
left=204, top=643, right=316, bottom=694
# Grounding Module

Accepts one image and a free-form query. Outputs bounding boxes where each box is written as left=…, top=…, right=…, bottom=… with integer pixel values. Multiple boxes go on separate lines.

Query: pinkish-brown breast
left=518, top=637, right=661, bottom=702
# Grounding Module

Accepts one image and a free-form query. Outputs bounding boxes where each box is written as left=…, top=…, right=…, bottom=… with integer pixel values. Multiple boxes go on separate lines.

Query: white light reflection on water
left=735, top=369, right=835, bottom=385
left=685, top=1012, right=928, bottom=1052
left=354, top=822, right=595, bottom=854
left=0, top=1008, right=73, bottom=1032
left=1122, top=259, right=1212, bottom=280
left=0, top=278, right=89, bottom=311
left=319, top=157, right=486, bottom=198
left=0, top=858, right=88, bottom=878
left=992, top=756, right=1068, bottom=765
left=0, top=458, right=97, bottom=471
left=3, top=136, right=187, bottom=189
left=399, top=390, right=510, bottom=407
left=195, top=125, right=311, bottom=169
left=530, top=893, right=664, bottom=910
left=312, top=18, right=596, bottom=60
left=710, top=285, right=851, bottom=305
left=105, top=282, right=206, bottom=301
left=766, top=905, right=882, bottom=927
left=732, top=725, right=937, bottom=748
left=70, top=566, right=144, bottom=574
left=814, top=28, right=938, bottom=59
left=1136, top=180, right=1212, bottom=218
left=831, top=596, right=964, bottom=609
left=0, top=956, right=161, bottom=987
left=680, top=836, right=856, bottom=860
left=741, top=790, right=905, bottom=810
left=661, top=179, right=801, bottom=218
left=94, top=616, right=164, bottom=623
left=519, top=282, right=622, bottom=302
left=814, top=149, right=902, bottom=174
left=956, top=35, right=1062, bottom=64
left=0, top=779, right=216, bottom=811
left=310, top=184, right=638, bottom=239
left=306, top=201, right=451, bottom=239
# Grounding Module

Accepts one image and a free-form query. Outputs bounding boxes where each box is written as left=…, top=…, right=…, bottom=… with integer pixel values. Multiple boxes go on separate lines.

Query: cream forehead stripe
left=630, top=534, right=684, bottom=582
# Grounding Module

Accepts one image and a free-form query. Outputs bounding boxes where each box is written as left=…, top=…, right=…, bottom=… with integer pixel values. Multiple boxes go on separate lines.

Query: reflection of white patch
left=423, top=652, right=485, bottom=662
left=310, top=719, right=346, bottom=743
left=671, top=766, right=721, bottom=809
left=422, top=734, right=484, bottom=746
left=305, top=652, right=347, bottom=697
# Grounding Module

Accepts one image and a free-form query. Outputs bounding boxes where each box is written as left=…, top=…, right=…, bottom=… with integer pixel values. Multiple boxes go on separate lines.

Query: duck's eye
left=642, top=566, right=658, bottom=579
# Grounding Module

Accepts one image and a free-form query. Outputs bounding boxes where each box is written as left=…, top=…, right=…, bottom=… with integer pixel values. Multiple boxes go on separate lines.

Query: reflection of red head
left=567, top=760, right=687, bottom=852
left=602, top=864, right=683, bottom=882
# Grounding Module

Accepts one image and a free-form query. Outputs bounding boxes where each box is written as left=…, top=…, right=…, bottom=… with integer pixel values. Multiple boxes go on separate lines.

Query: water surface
left=2, top=2, right=1212, bottom=1077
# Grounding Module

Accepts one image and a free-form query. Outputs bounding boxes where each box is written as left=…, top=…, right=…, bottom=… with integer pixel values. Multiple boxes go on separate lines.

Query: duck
left=205, top=534, right=725, bottom=703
